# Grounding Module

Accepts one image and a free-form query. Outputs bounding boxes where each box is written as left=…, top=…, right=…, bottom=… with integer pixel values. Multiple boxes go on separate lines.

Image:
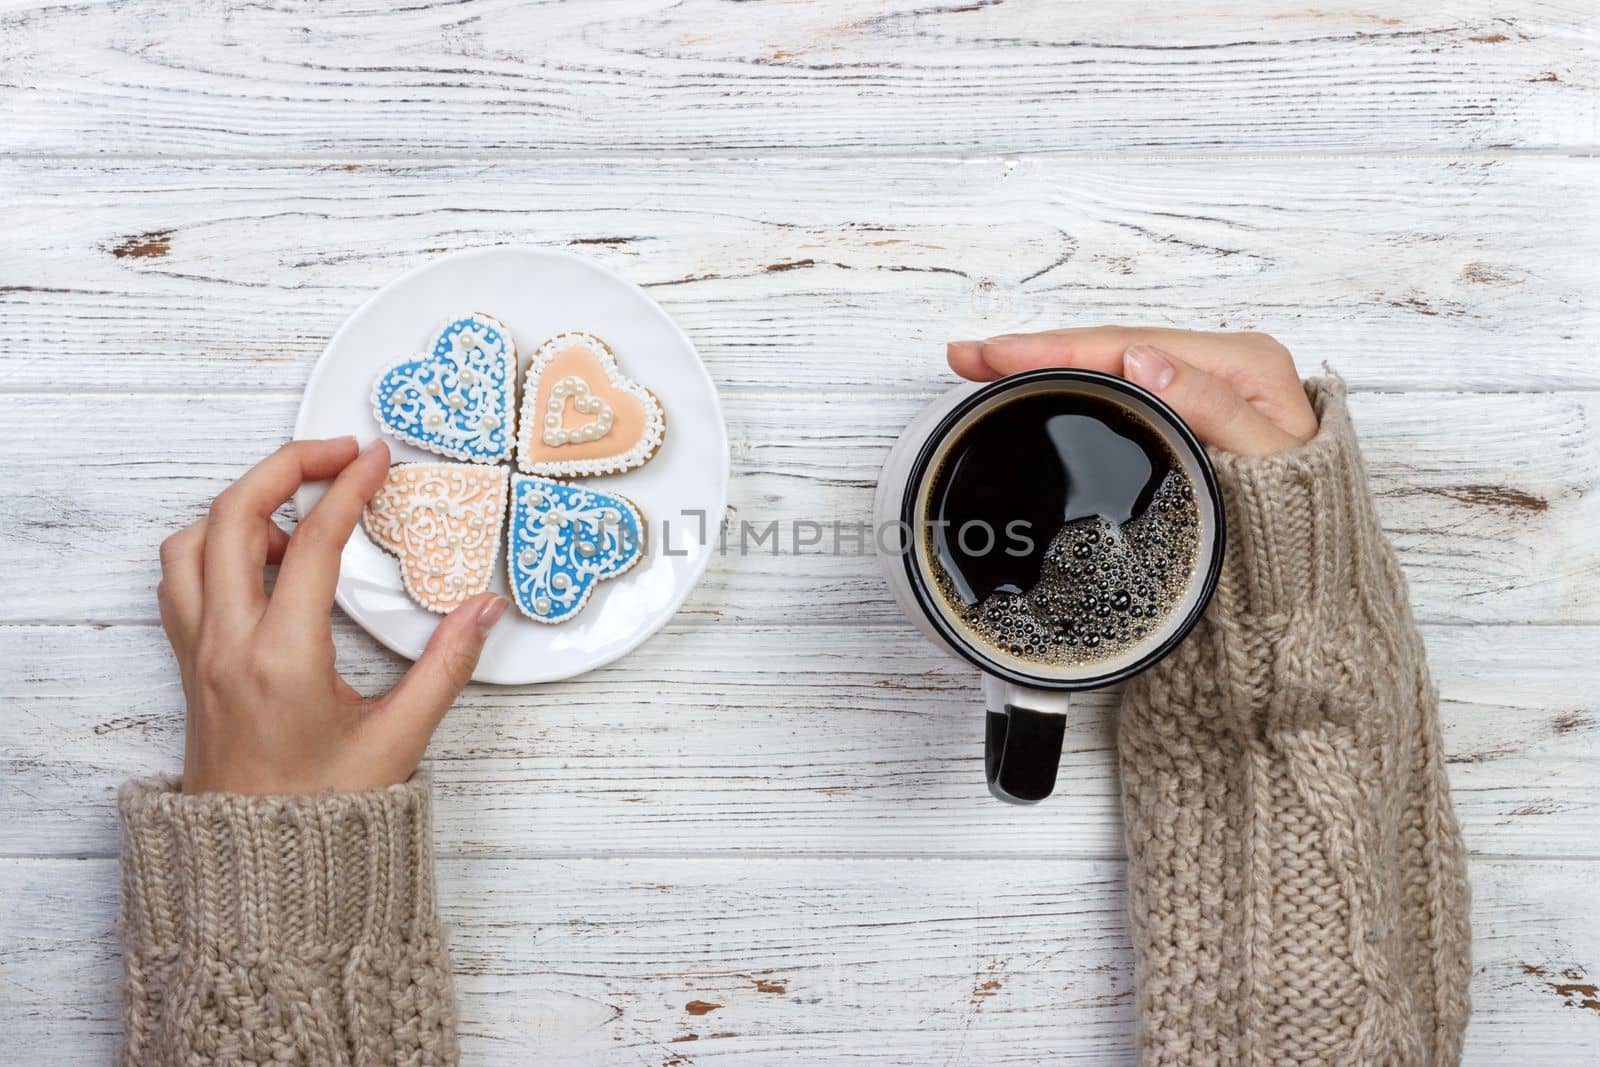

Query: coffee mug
left=874, top=369, right=1225, bottom=803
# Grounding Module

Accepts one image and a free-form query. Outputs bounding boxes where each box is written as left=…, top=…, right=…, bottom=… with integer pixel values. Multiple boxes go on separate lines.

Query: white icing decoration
left=505, top=474, right=645, bottom=625
left=370, top=312, right=517, bottom=464
left=541, top=375, right=615, bottom=448
left=516, top=332, right=666, bottom=477
left=362, top=462, right=509, bottom=614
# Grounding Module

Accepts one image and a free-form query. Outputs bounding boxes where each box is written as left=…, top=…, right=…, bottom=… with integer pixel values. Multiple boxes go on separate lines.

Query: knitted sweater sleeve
left=1117, top=379, right=1473, bottom=1066
left=117, top=773, right=458, bottom=1066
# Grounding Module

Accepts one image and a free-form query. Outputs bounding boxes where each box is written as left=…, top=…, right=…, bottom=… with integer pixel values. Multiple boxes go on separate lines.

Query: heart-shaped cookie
left=373, top=313, right=517, bottom=463
left=516, top=333, right=665, bottom=477
left=507, top=473, right=645, bottom=623
left=363, top=463, right=509, bottom=613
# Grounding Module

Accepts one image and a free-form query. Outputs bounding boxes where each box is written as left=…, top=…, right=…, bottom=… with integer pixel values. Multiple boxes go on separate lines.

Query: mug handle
left=981, top=676, right=1071, bottom=804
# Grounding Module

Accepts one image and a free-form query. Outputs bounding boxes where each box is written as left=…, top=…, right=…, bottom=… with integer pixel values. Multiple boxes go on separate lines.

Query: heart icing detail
left=516, top=333, right=665, bottom=477
left=372, top=313, right=517, bottom=463
left=363, top=463, right=509, bottom=614
left=543, top=376, right=614, bottom=446
left=507, top=473, right=644, bottom=623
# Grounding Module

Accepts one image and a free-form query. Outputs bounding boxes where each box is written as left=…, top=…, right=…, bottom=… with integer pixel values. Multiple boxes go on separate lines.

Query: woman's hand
left=157, top=437, right=509, bottom=795
left=948, top=327, right=1318, bottom=456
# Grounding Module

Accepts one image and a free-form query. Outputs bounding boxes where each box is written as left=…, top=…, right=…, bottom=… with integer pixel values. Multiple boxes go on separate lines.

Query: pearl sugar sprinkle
left=542, top=375, right=615, bottom=447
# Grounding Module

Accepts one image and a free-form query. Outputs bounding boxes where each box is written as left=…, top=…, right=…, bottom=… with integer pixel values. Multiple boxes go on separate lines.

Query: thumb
left=378, top=592, right=509, bottom=747
left=1122, top=344, right=1299, bottom=457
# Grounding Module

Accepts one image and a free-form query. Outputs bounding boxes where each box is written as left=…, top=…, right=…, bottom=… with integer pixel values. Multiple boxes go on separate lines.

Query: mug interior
left=903, top=370, right=1224, bottom=691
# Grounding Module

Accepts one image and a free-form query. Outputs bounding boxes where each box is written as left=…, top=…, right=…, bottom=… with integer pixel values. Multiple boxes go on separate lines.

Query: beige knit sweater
left=118, top=776, right=457, bottom=1065
left=1119, top=380, right=1472, bottom=1064
left=118, top=379, right=1471, bottom=1065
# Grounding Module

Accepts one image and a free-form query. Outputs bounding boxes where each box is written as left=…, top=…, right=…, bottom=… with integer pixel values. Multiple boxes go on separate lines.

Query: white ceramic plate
left=294, top=247, right=728, bottom=684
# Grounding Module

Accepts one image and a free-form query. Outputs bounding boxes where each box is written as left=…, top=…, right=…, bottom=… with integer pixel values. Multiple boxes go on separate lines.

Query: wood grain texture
left=1, top=856, right=1595, bottom=1065
left=2, top=157, right=1598, bottom=392
left=4, top=0, right=1598, bottom=1060
left=1, top=390, right=1594, bottom=625
left=2, top=621, right=1595, bottom=861
left=1, top=0, right=1596, bottom=157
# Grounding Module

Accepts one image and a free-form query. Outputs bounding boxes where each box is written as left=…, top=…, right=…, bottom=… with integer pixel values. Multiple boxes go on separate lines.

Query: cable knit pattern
left=118, top=774, right=458, bottom=1066
left=1118, top=378, right=1472, bottom=1065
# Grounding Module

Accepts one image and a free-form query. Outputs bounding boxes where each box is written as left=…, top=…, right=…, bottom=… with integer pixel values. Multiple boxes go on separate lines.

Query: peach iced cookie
left=516, top=332, right=665, bottom=478
left=362, top=462, right=509, bottom=613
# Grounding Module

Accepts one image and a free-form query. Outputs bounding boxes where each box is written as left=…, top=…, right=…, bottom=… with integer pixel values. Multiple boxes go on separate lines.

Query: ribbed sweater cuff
left=1207, top=377, right=1378, bottom=627
left=118, top=774, right=440, bottom=955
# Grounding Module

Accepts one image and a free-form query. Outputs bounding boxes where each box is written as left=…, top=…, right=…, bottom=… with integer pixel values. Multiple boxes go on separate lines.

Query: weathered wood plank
left=1, top=0, right=1595, bottom=157
left=1, top=856, right=1594, bottom=1064
left=3, top=1, right=1595, bottom=1062
left=1, top=390, right=1594, bottom=626
left=2, top=157, right=1598, bottom=391
left=2, top=622, right=1594, bottom=860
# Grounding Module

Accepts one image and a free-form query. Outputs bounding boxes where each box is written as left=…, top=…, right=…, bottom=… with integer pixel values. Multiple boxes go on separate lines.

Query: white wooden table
left=3, top=2, right=1598, bottom=1062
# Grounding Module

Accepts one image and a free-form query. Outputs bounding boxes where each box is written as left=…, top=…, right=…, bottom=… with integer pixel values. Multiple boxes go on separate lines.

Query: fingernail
left=474, top=595, right=509, bottom=637
left=1124, top=345, right=1176, bottom=391
left=360, top=438, right=388, bottom=458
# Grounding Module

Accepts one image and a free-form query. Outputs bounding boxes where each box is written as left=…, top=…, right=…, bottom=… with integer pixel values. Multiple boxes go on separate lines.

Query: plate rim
left=292, top=244, right=730, bottom=685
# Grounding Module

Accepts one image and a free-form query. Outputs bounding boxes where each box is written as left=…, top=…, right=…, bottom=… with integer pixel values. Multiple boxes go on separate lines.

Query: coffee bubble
left=932, top=470, right=1200, bottom=669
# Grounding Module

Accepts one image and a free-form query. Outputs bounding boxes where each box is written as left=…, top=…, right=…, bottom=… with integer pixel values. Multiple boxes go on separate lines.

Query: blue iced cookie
left=507, top=474, right=645, bottom=624
left=371, top=312, right=517, bottom=463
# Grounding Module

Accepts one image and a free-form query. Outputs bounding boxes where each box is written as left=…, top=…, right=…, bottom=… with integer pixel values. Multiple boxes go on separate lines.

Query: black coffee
left=924, top=390, right=1200, bottom=670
